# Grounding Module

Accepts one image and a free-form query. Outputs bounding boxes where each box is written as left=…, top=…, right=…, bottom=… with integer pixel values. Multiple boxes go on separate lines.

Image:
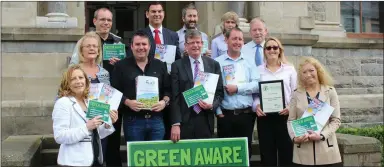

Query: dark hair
left=130, top=30, right=150, bottom=45
left=146, top=2, right=164, bottom=12
left=224, top=27, right=243, bottom=39
left=94, top=7, right=112, bottom=19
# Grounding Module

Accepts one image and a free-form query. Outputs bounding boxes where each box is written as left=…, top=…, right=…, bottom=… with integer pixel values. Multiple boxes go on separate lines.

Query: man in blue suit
left=142, top=2, right=181, bottom=60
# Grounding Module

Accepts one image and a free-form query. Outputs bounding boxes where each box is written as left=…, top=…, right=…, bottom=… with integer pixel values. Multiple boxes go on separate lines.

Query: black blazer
left=126, top=27, right=181, bottom=61
left=170, top=55, right=224, bottom=134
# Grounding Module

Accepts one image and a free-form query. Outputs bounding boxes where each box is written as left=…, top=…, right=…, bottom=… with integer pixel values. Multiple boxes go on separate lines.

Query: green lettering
left=232, top=146, right=242, bottom=163
left=212, top=147, right=223, bottom=164
left=203, top=148, right=213, bottom=164
left=145, top=150, right=157, bottom=166
left=194, top=148, right=204, bottom=165
left=222, top=146, right=233, bottom=164
left=169, top=149, right=180, bottom=166
left=181, top=149, right=191, bottom=165
left=133, top=151, right=145, bottom=166
left=158, top=150, right=168, bottom=166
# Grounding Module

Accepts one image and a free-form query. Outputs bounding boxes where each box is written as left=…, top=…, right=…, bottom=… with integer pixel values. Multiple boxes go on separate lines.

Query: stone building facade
left=1, top=1, right=383, bottom=140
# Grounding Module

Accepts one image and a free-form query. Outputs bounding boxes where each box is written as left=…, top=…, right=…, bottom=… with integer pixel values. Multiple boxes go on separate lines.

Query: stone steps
left=41, top=139, right=261, bottom=166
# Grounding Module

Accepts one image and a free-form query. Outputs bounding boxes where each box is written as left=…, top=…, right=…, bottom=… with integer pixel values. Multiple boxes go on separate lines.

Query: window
left=341, top=1, right=383, bottom=35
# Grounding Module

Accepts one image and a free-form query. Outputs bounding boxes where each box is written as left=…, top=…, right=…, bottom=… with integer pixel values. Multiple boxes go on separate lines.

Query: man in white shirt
left=241, top=17, right=268, bottom=67
left=128, top=2, right=181, bottom=60
left=177, top=3, right=210, bottom=57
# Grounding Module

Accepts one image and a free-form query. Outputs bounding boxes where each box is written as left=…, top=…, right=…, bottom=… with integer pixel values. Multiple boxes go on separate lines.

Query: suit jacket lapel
left=202, top=56, right=212, bottom=73
left=182, top=56, right=194, bottom=85
left=69, top=96, right=87, bottom=122
left=162, top=28, right=169, bottom=44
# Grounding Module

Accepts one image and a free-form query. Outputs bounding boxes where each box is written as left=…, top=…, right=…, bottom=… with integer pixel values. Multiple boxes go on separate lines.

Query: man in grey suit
left=170, top=29, right=224, bottom=142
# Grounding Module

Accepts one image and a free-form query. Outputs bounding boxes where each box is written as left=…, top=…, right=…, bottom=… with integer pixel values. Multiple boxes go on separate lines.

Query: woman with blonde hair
left=75, top=31, right=110, bottom=85
left=211, top=11, right=240, bottom=59
left=253, top=37, right=297, bottom=166
left=73, top=31, right=120, bottom=163
left=52, top=65, right=118, bottom=166
left=287, top=57, right=342, bottom=166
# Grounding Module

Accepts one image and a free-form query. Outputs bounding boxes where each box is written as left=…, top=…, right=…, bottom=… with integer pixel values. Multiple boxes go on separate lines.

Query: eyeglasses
left=82, top=45, right=99, bottom=49
left=265, top=46, right=279, bottom=51
left=186, top=41, right=202, bottom=45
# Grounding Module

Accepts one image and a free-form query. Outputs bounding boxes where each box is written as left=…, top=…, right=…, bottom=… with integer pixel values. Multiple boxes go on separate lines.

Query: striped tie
left=193, top=60, right=202, bottom=114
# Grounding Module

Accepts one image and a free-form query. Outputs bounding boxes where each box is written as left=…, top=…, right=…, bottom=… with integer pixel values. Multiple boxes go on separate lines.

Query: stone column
left=46, top=2, right=69, bottom=19
left=36, top=1, right=77, bottom=28
left=228, top=1, right=249, bottom=32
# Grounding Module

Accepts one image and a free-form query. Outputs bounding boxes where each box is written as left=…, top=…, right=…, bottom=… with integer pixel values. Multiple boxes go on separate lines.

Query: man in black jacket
left=111, top=31, right=171, bottom=142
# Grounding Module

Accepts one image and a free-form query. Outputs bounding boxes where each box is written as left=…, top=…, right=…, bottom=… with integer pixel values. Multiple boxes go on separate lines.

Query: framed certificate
left=258, top=80, right=286, bottom=113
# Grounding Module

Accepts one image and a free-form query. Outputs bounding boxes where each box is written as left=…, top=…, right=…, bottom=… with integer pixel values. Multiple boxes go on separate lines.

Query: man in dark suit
left=170, top=29, right=224, bottom=142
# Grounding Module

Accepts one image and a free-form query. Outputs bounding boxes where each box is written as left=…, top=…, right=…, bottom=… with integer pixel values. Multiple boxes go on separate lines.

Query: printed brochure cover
left=136, top=76, right=159, bottom=110
left=301, top=98, right=334, bottom=132
left=193, top=71, right=219, bottom=104
left=155, top=44, right=176, bottom=73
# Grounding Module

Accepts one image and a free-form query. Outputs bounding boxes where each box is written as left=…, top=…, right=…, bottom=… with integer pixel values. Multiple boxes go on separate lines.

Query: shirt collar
left=149, top=24, right=163, bottom=34
left=188, top=55, right=203, bottom=65
left=252, top=40, right=265, bottom=48
left=223, top=52, right=244, bottom=61
left=263, top=62, right=286, bottom=71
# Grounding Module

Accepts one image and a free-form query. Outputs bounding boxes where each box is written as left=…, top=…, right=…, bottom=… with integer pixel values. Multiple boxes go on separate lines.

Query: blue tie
left=255, top=44, right=263, bottom=66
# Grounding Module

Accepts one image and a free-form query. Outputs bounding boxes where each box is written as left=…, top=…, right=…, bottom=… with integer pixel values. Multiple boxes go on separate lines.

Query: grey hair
left=182, top=3, right=198, bottom=18
left=249, top=17, right=267, bottom=30
left=184, top=29, right=202, bottom=43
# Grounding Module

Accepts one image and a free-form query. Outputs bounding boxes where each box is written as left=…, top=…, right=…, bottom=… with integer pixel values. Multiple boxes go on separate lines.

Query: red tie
left=154, top=29, right=161, bottom=44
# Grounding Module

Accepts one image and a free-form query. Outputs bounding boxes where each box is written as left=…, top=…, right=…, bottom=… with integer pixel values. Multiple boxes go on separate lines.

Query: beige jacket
left=287, top=85, right=342, bottom=165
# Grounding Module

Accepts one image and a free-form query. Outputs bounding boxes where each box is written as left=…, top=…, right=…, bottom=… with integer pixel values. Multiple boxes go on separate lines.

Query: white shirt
left=149, top=24, right=164, bottom=44
left=252, top=63, right=298, bottom=111
left=189, top=55, right=204, bottom=77
left=241, top=40, right=266, bottom=67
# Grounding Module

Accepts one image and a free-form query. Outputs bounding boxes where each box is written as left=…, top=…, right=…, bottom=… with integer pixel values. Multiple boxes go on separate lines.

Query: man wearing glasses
left=70, top=8, right=123, bottom=73
left=170, top=29, right=223, bottom=143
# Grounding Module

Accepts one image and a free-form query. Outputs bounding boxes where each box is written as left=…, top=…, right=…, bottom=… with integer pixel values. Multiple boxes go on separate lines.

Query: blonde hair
left=297, top=57, right=334, bottom=89
left=220, top=11, right=239, bottom=33
left=58, top=64, right=90, bottom=99
left=263, top=37, right=290, bottom=65
left=76, top=31, right=103, bottom=64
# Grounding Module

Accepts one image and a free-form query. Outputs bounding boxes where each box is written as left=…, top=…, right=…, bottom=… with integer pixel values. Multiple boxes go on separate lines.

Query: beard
left=185, top=21, right=197, bottom=29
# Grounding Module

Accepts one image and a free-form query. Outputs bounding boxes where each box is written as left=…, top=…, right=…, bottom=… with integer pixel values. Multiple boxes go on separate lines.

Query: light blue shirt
left=177, top=26, right=209, bottom=56
left=241, top=40, right=265, bottom=67
left=214, top=53, right=260, bottom=115
left=211, top=34, right=228, bottom=59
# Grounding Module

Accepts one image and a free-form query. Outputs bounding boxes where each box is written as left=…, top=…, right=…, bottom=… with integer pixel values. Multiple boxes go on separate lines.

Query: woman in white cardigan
left=52, top=65, right=117, bottom=166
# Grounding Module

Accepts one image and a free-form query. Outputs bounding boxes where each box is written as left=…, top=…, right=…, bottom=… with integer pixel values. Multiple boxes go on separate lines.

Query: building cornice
left=1, top=27, right=84, bottom=42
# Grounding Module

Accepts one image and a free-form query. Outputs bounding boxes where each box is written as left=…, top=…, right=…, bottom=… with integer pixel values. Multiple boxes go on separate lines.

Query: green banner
left=86, top=100, right=110, bottom=122
left=127, top=138, right=249, bottom=167
left=290, top=115, right=318, bottom=137
left=182, top=85, right=209, bottom=108
left=103, top=44, right=126, bottom=60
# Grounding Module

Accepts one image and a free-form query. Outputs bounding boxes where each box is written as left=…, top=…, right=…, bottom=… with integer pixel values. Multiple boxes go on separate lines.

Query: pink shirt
left=252, top=63, right=298, bottom=111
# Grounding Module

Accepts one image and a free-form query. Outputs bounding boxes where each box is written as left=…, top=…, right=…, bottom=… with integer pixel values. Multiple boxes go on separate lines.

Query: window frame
left=341, top=1, right=383, bottom=38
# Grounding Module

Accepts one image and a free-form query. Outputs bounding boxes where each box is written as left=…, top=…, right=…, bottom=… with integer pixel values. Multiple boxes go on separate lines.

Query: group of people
left=52, top=2, right=342, bottom=167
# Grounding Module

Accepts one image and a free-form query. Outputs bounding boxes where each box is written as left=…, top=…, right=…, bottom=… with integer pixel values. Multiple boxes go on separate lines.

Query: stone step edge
left=2, top=93, right=382, bottom=108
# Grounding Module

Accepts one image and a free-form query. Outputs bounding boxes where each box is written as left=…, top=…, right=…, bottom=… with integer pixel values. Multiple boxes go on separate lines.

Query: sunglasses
left=265, top=46, right=279, bottom=51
